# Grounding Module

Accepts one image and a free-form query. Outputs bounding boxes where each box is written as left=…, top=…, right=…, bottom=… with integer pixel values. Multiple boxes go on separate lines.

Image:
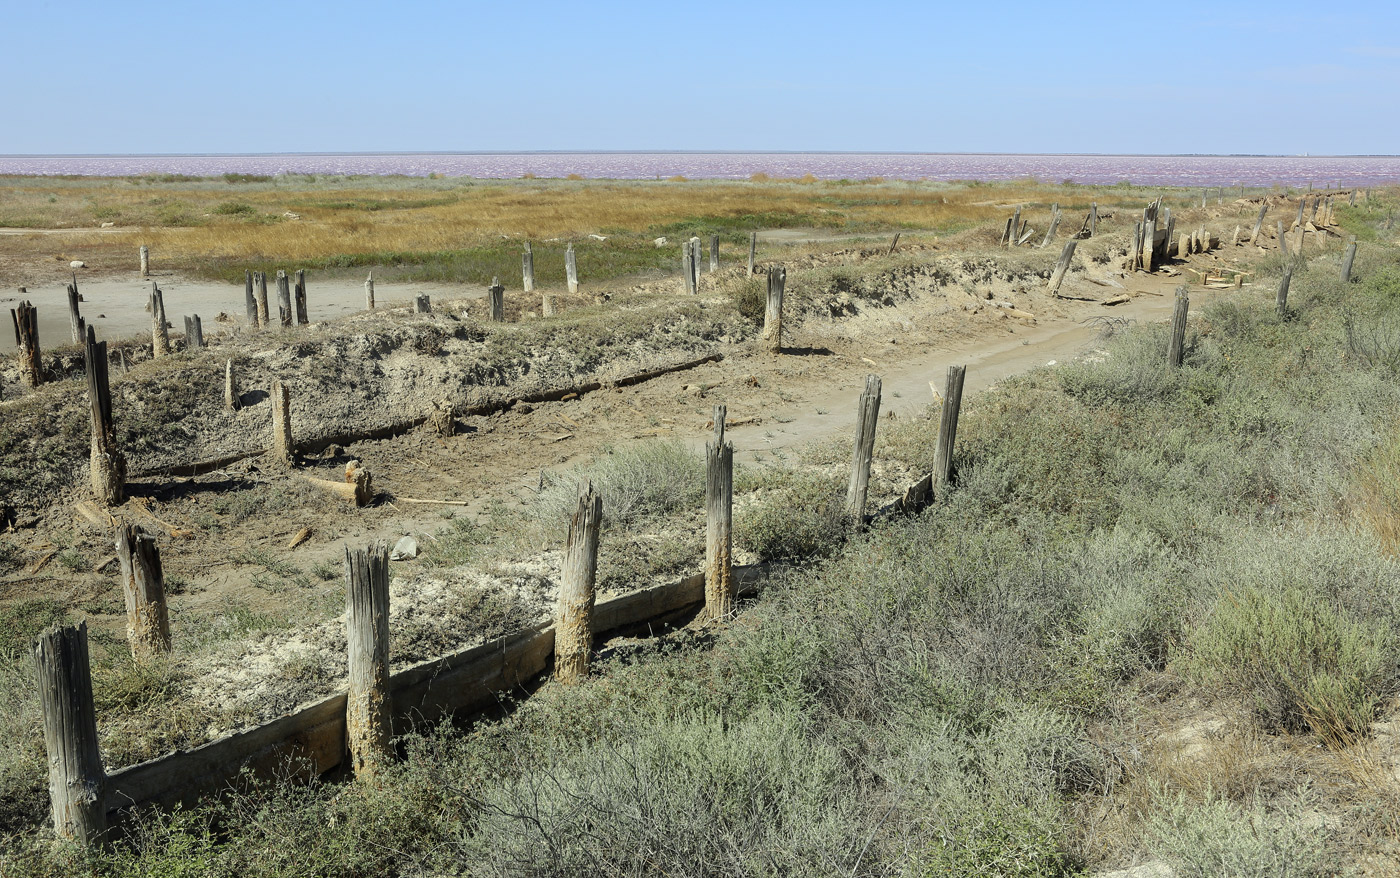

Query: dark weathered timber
left=115, top=524, right=169, bottom=659
left=415, top=294, right=431, bottom=314
left=225, top=359, right=241, bottom=411
left=270, top=379, right=293, bottom=465
left=293, top=269, right=308, bottom=325
left=1276, top=264, right=1293, bottom=318
left=183, top=315, right=203, bottom=351
left=522, top=242, right=535, bottom=293
left=150, top=283, right=170, bottom=358
left=709, top=234, right=719, bottom=272
left=1009, top=206, right=1022, bottom=247
left=565, top=244, right=578, bottom=294
left=35, top=622, right=106, bottom=846
left=139, top=245, right=149, bottom=278
left=275, top=271, right=293, bottom=327
left=712, top=403, right=726, bottom=445
left=1250, top=202, right=1268, bottom=245
left=364, top=272, right=375, bottom=310
left=1167, top=286, right=1189, bottom=368
left=555, top=482, right=602, bottom=683
left=345, top=541, right=392, bottom=778
left=488, top=279, right=505, bottom=322
left=690, top=237, right=702, bottom=291
left=705, top=440, right=734, bottom=620
left=244, top=270, right=259, bottom=327
left=846, top=374, right=881, bottom=524
left=1089, top=202, right=1098, bottom=236
left=13, top=300, right=41, bottom=388
left=747, top=231, right=757, bottom=275
left=254, top=271, right=270, bottom=326
left=85, top=327, right=124, bottom=506
left=763, top=266, right=785, bottom=355
left=1002, top=216, right=1014, bottom=245
left=67, top=282, right=84, bottom=344
left=932, top=365, right=966, bottom=499
left=888, top=232, right=901, bottom=255
left=1047, top=240, right=1078, bottom=296
left=1341, top=238, right=1358, bottom=283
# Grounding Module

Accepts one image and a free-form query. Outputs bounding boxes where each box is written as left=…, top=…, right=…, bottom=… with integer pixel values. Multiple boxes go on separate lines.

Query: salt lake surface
left=3, top=153, right=1400, bottom=188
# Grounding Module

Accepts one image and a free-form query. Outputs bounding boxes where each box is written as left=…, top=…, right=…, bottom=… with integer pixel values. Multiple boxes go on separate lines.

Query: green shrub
left=1188, top=585, right=1393, bottom=741
left=535, top=440, right=704, bottom=534
left=736, top=469, right=846, bottom=562
left=213, top=201, right=256, bottom=216
left=1147, top=792, right=1328, bottom=877
left=728, top=276, right=766, bottom=323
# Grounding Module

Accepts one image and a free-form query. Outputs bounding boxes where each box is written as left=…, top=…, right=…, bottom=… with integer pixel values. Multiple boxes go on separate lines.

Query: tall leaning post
left=1250, top=202, right=1268, bottom=246
left=67, top=282, right=85, bottom=345
left=1167, top=286, right=1190, bottom=368
left=255, top=271, right=270, bottom=326
left=244, top=270, right=259, bottom=328
left=747, top=230, right=757, bottom=275
left=763, top=265, right=785, bottom=355
left=1341, top=237, right=1358, bottom=283
left=565, top=244, right=579, bottom=295
left=270, top=379, right=293, bottom=466
left=294, top=269, right=308, bottom=325
left=150, top=283, right=170, bottom=359
left=555, top=482, right=602, bottom=683
left=705, top=434, right=735, bottom=621
left=115, top=524, right=170, bottom=659
left=932, top=365, right=966, bottom=500
left=35, top=622, right=106, bottom=847
left=846, top=374, right=882, bottom=525
left=522, top=242, right=535, bottom=293
left=489, top=277, right=505, bottom=322
left=1047, top=240, right=1078, bottom=297
left=85, top=327, right=125, bottom=506
left=1276, top=264, right=1294, bottom=319
left=345, top=540, right=393, bottom=778
left=13, top=300, right=42, bottom=388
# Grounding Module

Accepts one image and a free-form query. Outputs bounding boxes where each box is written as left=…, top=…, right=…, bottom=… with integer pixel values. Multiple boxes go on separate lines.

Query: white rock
left=653, top=236, right=668, bottom=247
left=588, top=234, right=608, bottom=241
left=69, top=260, right=86, bottom=269
left=390, top=535, right=419, bottom=561
left=100, top=222, right=115, bottom=228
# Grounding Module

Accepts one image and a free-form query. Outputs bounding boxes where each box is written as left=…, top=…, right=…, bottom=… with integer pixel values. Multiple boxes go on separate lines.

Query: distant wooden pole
left=85, top=327, right=124, bottom=506
left=565, top=244, right=578, bottom=295
left=244, top=270, right=259, bottom=327
left=1250, top=202, right=1268, bottom=245
left=555, top=482, right=601, bottom=683
left=846, top=374, right=881, bottom=524
left=270, top=379, right=293, bottom=465
left=1047, top=240, right=1078, bottom=296
left=1341, top=238, right=1358, bottom=283
left=1276, top=264, right=1293, bottom=318
left=522, top=242, right=535, bottom=293
left=115, top=524, right=170, bottom=659
left=139, top=245, right=150, bottom=278
left=709, top=234, right=719, bottom=272
left=11, top=301, right=40, bottom=388
left=705, top=439, right=734, bottom=620
left=1009, top=206, right=1021, bottom=247
left=1167, top=286, right=1189, bottom=368
left=1089, top=202, right=1098, bottom=236
left=747, top=231, right=757, bottom=275
left=763, top=266, right=785, bottom=355
left=254, top=271, right=270, bottom=326
left=932, top=365, right=965, bottom=499
left=345, top=540, right=392, bottom=778
left=489, top=278, right=505, bottom=322
left=150, top=283, right=170, bottom=358
left=682, top=244, right=695, bottom=295
left=35, top=622, right=106, bottom=847
left=888, top=232, right=901, bottom=255
left=293, top=269, right=308, bottom=325
left=67, top=282, right=85, bottom=345
left=1039, top=203, right=1061, bottom=247
left=414, top=294, right=432, bottom=313
left=224, top=359, right=241, bottom=411
left=275, top=271, right=292, bottom=327
left=690, top=237, right=702, bottom=291
left=364, top=272, right=375, bottom=310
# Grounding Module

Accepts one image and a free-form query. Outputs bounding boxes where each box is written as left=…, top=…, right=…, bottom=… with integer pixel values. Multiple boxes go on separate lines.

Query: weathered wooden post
left=1309, top=197, right=1319, bottom=224
left=1089, top=202, right=1098, bottom=236
left=293, top=269, right=308, bottom=325
left=747, top=230, right=757, bottom=275
left=709, top=234, right=719, bottom=272
left=1341, top=238, right=1358, bottom=283
left=364, top=272, right=375, bottom=310
left=245, top=270, right=259, bottom=327
left=1201, top=189, right=1208, bottom=209
left=67, top=282, right=85, bottom=345
left=414, top=294, right=432, bottom=314
left=682, top=244, right=695, bottom=295
left=542, top=294, right=556, bottom=317
left=183, top=316, right=203, bottom=352
left=1047, top=240, right=1078, bottom=296
left=1295, top=199, right=1305, bottom=229
left=270, top=379, right=293, bottom=465
left=932, top=365, right=966, bottom=499
left=763, top=266, right=785, bottom=355
left=255, top=271, right=270, bottom=326
left=225, top=359, right=241, bottom=411
left=690, top=237, right=702, bottom=291
left=888, top=232, right=901, bottom=255
left=488, top=278, right=505, bottom=322
left=345, top=540, right=392, bottom=777
left=85, top=328, right=124, bottom=506
left=35, top=622, right=106, bottom=847
left=1277, top=221, right=1289, bottom=257
left=1350, top=190, right=1357, bottom=207
left=115, top=524, right=170, bottom=659
left=565, top=244, right=578, bottom=295
left=1143, top=215, right=1157, bottom=271
left=1039, top=204, right=1061, bottom=247
left=150, top=283, right=170, bottom=358
left=1008, top=206, right=1022, bottom=247
left=1276, top=264, right=1293, bottom=318
left=713, top=403, right=726, bottom=444
left=275, top=271, right=293, bottom=327
left=846, top=374, right=881, bottom=524
left=705, top=436, right=735, bottom=620
left=522, top=242, right=535, bottom=293
left=1167, top=286, right=1189, bottom=368
left=1250, top=202, right=1268, bottom=246
left=10, top=301, right=40, bottom=388
left=555, top=482, right=602, bottom=683
left=1178, top=231, right=1190, bottom=260
left=139, top=245, right=150, bottom=278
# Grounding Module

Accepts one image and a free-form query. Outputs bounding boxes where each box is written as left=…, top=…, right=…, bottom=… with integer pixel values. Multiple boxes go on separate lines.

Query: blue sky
left=4, top=0, right=1398, bottom=155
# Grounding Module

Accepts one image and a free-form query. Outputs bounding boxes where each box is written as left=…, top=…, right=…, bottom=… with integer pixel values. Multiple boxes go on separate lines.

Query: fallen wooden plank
left=1102, top=295, right=1131, bottom=306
